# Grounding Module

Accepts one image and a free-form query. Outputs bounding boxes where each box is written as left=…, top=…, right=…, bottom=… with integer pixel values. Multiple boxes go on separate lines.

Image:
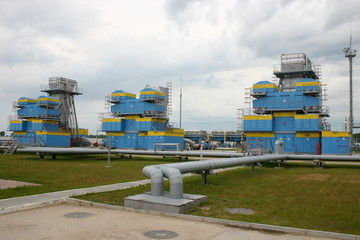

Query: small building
left=243, top=53, right=350, bottom=154
left=7, top=78, right=88, bottom=148
left=9, top=96, right=71, bottom=147
left=101, top=86, right=184, bottom=150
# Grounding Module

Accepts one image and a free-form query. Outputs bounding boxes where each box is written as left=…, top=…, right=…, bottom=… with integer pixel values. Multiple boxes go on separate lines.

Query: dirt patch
left=200, top=206, right=211, bottom=211
left=0, top=179, right=41, bottom=189
left=348, top=176, right=360, bottom=184
left=296, top=174, right=330, bottom=182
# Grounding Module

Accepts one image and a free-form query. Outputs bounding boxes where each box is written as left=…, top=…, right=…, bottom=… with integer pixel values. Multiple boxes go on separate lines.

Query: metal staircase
left=3, top=137, right=19, bottom=155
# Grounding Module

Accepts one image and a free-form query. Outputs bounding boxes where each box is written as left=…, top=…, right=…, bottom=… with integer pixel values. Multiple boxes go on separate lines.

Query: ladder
left=3, top=137, right=19, bottom=155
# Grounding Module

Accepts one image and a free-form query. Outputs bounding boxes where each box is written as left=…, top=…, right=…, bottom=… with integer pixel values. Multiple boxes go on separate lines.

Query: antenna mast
left=343, top=19, right=357, bottom=149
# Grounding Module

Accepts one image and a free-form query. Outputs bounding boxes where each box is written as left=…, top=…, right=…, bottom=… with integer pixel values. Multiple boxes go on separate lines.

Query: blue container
left=273, top=114, right=295, bottom=132
left=102, top=118, right=123, bottom=132
left=294, top=116, right=320, bottom=131
left=321, top=131, right=350, bottom=154
left=17, top=97, right=37, bottom=107
left=294, top=133, right=320, bottom=154
left=9, top=120, right=27, bottom=131
left=140, top=87, right=166, bottom=102
left=274, top=133, right=296, bottom=153
left=37, top=96, right=60, bottom=107
left=111, top=90, right=136, bottom=102
left=244, top=116, right=273, bottom=131
left=246, top=135, right=274, bottom=152
left=35, top=131, right=71, bottom=147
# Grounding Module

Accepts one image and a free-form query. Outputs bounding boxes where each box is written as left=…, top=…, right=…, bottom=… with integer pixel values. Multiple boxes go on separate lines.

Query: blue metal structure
left=8, top=78, right=88, bottom=148
left=244, top=53, right=350, bottom=154
left=8, top=96, right=71, bottom=147
left=102, top=86, right=184, bottom=150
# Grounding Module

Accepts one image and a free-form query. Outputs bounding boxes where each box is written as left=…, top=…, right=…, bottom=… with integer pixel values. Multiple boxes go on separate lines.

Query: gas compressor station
left=2, top=52, right=360, bottom=213
left=3, top=53, right=356, bottom=155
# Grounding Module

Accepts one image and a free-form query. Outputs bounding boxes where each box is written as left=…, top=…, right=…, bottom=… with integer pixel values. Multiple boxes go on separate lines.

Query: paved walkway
left=0, top=200, right=339, bottom=240
left=1, top=172, right=359, bottom=240
left=0, top=179, right=151, bottom=214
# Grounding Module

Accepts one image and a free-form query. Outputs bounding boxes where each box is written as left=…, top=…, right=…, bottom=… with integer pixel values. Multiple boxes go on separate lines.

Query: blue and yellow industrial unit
left=102, top=86, right=184, bottom=150
left=8, top=78, right=88, bottom=147
left=8, top=96, right=71, bottom=147
left=244, top=53, right=350, bottom=154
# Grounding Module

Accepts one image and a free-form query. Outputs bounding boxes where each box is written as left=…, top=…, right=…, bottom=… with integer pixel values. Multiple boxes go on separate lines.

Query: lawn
left=0, top=153, right=178, bottom=199
left=76, top=162, right=360, bottom=235
left=1, top=154, right=359, bottom=235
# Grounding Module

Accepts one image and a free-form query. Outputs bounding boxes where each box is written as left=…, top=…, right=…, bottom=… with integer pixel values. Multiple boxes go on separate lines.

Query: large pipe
left=184, top=138, right=198, bottom=150
left=17, top=147, right=246, bottom=158
left=142, top=166, right=164, bottom=196
left=15, top=147, right=360, bottom=200
left=144, top=154, right=288, bottom=199
left=160, top=166, right=183, bottom=199
left=288, top=154, right=360, bottom=162
left=142, top=153, right=360, bottom=199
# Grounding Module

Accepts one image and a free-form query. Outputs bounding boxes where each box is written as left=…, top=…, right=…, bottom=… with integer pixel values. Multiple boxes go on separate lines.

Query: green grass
left=76, top=162, right=360, bottom=235
left=1, top=154, right=359, bottom=235
left=0, top=153, right=178, bottom=199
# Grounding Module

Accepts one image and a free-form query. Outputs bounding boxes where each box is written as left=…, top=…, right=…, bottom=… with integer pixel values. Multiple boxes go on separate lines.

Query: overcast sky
left=1, top=0, right=359, bottom=135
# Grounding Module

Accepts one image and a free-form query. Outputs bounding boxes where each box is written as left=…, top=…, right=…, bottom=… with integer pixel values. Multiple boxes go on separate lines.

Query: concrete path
left=0, top=179, right=151, bottom=214
left=1, top=172, right=359, bottom=240
left=0, top=200, right=340, bottom=240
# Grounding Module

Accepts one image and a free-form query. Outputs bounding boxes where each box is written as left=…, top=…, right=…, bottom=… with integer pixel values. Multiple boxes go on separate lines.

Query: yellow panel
left=295, top=114, right=320, bottom=119
left=253, top=84, right=280, bottom=90
left=139, top=132, right=148, bottom=136
left=37, top=97, right=60, bottom=102
left=44, top=121, right=58, bottom=124
left=111, top=92, right=136, bottom=98
left=106, top=132, right=125, bottom=136
left=135, top=118, right=165, bottom=123
left=124, top=116, right=140, bottom=119
left=244, top=115, right=272, bottom=120
left=246, top=132, right=274, bottom=137
left=31, top=120, right=58, bottom=124
left=102, top=118, right=122, bottom=122
left=296, top=133, right=320, bottom=138
left=322, top=131, right=350, bottom=138
left=77, top=129, right=89, bottom=135
left=140, top=91, right=166, bottom=97
left=36, top=131, right=71, bottom=136
left=296, top=81, right=320, bottom=87
left=273, top=112, right=295, bottom=117
left=10, top=120, right=23, bottom=123
left=18, top=99, right=37, bottom=103
left=167, top=128, right=185, bottom=134
left=13, top=131, right=26, bottom=135
left=147, top=131, right=184, bottom=137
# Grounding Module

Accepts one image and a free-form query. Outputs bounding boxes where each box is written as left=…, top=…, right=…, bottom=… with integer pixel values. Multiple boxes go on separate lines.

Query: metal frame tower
left=41, top=77, right=83, bottom=138
left=343, top=40, right=357, bottom=146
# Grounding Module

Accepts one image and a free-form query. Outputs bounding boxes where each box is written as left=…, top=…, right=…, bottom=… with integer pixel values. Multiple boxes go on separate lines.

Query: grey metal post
left=179, top=87, right=182, bottom=129
left=107, top=134, right=112, bottom=167
left=343, top=39, right=357, bottom=150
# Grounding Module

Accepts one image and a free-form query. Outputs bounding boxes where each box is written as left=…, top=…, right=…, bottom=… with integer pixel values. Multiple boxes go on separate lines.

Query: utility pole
left=343, top=36, right=357, bottom=148
left=179, top=86, right=182, bottom=129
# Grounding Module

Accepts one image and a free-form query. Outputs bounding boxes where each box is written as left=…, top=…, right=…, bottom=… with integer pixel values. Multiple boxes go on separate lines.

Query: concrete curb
left=0, top=198, right=67, bottom=215
left=67, top=198, right=360, bottom=240
left=0, top=179, right=152, bottom=215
